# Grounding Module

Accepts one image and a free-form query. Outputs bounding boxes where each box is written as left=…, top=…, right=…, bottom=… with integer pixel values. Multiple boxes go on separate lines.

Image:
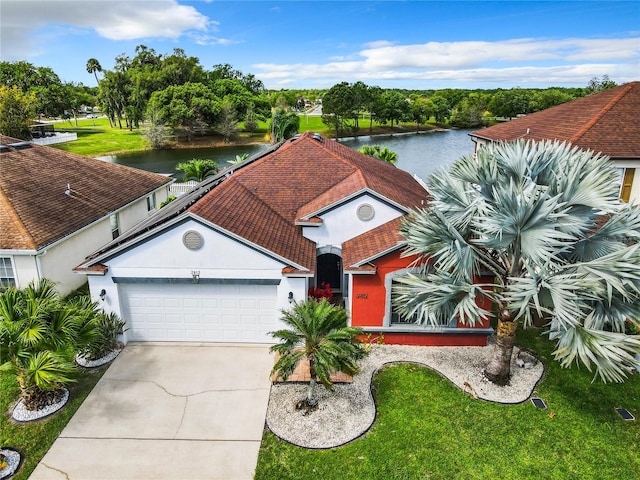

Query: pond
left=97, top=128, right=476, bottom=182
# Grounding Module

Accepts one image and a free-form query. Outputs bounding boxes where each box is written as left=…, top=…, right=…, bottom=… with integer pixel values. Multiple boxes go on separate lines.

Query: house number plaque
left=356, top=293, right=368, bottom=299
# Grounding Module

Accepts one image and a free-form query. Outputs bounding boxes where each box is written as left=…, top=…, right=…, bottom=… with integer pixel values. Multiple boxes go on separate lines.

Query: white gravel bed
left=75, top=348, right=121, bottom=368
left=266, top=344, right=544, bottom=449
left=0, top=448, right=21, bottom=480
left=12, top=389, right=69, bottom=422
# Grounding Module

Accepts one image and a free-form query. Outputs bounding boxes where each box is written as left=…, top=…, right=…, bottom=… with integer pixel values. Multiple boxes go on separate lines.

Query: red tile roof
left=0, top=136, right=172, bottom=250
left=186, top=132, right=426, bottom=270
left=82, top=132, right=427, bottom=271
left=471, top=82, right=640, bottom=159
left=342, top=217, right=404, bottom=268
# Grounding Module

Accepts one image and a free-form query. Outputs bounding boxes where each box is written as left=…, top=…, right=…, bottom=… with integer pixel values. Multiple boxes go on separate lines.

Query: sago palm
left=393, top=140, right=640, bottom=385
left=0, top=280, right=99, bottom=409
left=270, top=299, right=367, bottom=407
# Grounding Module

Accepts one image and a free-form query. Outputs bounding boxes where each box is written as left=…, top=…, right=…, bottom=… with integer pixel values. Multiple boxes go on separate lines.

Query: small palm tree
left=359, top=144, right=398, bottom=164
left=227, top=153, right=249, bottom=166
left=175, top=158, right=218, bottom=182
left=270, top=299, right=367, bottom=407
left=0, top=280, right=98, bottom=410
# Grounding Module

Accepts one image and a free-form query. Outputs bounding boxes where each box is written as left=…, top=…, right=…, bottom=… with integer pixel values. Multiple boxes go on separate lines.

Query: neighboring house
left=76, top=132, right=492, bottom=346
left=471, top=81, right=640, bottom=204
left=0, top=136, right=173, bottom=295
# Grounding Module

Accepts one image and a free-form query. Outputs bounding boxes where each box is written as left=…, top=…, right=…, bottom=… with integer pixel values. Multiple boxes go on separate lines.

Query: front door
left=317, top=253, right=341, bottom=291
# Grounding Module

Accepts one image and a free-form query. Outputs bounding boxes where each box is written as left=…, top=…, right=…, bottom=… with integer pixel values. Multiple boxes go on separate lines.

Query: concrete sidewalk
left=29, top=343, right=274, bottom=480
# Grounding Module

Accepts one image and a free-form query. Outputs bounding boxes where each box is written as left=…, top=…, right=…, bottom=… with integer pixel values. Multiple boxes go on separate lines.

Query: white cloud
left=254, top=37, right=640, bottom=87
left=1, top=0, right=211, bottom=59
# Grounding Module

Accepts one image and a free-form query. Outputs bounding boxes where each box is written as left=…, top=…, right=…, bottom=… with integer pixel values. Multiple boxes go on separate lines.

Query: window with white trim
left=0, top=257, right=16, bottom=289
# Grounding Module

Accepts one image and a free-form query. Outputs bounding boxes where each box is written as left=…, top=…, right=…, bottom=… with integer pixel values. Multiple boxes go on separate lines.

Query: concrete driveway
left=29, top=343, right=274, bottom=480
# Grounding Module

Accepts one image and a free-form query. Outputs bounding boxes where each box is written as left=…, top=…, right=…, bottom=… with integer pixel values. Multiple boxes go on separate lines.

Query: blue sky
left=1, top=1, right=638, bottom=90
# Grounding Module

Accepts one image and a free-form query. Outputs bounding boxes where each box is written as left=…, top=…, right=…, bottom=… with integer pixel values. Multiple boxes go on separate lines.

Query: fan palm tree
left=175, top=159, right=218, bottom=182
left=0, top=280, right=99, bottom=410
left=270, top=299, right=367, bottom=407
left=86, top=58, right=103, bottom=86
left=393, top=140, right=640, bottom=385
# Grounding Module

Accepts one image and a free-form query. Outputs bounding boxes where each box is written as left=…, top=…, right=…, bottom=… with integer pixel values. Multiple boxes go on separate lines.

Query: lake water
left=98, top=129, right=476, bottom=182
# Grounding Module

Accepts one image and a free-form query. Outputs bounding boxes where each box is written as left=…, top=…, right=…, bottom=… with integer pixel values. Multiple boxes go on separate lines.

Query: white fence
left=31, top=133, right=77, bottom=145
left=169, top=181, right=199, bottom=196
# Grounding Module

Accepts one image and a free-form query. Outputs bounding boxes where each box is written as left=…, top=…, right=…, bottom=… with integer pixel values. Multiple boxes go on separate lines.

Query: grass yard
left=255, top=328, right=640, bottom=480
left=50, top=115, right=443, bottom=157
left=0, top=365, right=109, bottom=480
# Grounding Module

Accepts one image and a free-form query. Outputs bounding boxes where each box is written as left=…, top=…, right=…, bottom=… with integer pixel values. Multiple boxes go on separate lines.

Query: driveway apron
left=29, top=343, right=274, bottom=480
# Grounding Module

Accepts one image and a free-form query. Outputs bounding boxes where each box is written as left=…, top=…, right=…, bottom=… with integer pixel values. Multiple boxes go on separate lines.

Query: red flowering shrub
left=308, top=281, right=333, bottom=300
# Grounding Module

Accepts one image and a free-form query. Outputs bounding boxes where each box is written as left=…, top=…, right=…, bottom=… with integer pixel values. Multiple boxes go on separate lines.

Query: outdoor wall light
left=288, top=291, right=294, bottom=303
left=191, top=270, right=200, bottom=283
left=99, top=289, right=106, bottom=301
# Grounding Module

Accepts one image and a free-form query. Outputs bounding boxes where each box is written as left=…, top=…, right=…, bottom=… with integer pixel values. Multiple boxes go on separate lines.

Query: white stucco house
left=75, top=132, right=493, bottom=346
left=0, top=136, right=172, bottom=295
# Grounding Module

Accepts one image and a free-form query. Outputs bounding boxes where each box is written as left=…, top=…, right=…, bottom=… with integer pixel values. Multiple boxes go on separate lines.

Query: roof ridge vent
left=312, top=133, right=323, bottom=142
left=0, top=145, right=10, bottom=153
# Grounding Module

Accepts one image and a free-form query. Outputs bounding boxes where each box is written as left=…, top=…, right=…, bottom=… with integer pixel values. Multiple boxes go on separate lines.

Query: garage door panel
left=121, top=283, right=278, bottom=343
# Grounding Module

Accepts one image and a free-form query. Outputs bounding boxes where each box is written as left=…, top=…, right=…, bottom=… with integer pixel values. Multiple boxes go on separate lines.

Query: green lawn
left=0, top=365, right=109, bottom=480
left=50, top=115, right=442, bottom=157
left=255, top=328, right=640, bottom=480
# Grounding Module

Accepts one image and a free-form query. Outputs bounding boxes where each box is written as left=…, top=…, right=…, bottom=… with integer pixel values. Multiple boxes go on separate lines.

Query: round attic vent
left=183, top=231, right=203, bottom=250
left=357, top=203, right=375, bottom=221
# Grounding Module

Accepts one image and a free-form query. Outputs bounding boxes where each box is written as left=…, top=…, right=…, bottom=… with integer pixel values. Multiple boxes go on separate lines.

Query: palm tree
left=270, top=299, right=367, bottom=407
left=0, top=280, right=99, bottom=410
left=393, top=140, right=640, bottom=385
left=86, top=58, right=103, bottom=86
left=175, top=159, right=218, bottom=182
left=227, top=153, right=249, bottom=166
left=359, top=144, right=398, bottom=164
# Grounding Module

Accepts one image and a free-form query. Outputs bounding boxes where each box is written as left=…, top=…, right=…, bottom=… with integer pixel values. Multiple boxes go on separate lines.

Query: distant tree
left=86, top=58, right=103, bottom=86
left=488, top=89, right=532, bottom=119
left=359, top=145, right=398, bottom=164
left=410, top=96, right=435, bottom=131
left=243, top=104, right=259, bottom=132
left=147, top=83, right=221, bottom=141
left=322, top=81, right=356, bottom=139
left=430, top=95, right=450, bottom=123
left=268, top=108, right=299, bottom=144
left=450, top=93, right=490, bottom=128
left=0, top=85, right=36, bottom=139
left=365, top=85, right=384, bottom=133
left=216, top=98, right=239, bottom=143
left=270, top=299, right=367, bottom=408
left=380, top=90, right=410, bottom=127
left=587, top=75, right=617, bottom=93
left=176, top=159, right=218, bottom=182
left=532, top=89, right=575, bottom=111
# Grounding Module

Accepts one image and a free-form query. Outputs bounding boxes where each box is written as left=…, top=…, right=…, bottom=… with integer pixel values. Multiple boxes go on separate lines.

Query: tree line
left=0, top=47, right=616, bottom=143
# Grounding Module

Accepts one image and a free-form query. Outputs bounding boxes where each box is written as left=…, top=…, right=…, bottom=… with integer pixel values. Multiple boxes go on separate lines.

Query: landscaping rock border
left=12, top=389, right=69, bottom=423
left=0, top=448, right=21, bottom=480
left=75, top=348, right=122, bottom=368
left=266, top=343, right=544, bottom=449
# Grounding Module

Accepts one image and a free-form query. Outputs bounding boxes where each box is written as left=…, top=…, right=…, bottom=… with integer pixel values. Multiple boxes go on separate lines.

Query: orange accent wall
left=350, top=250, right=492, bottom=346
left=350, top=249, right=418, bottom=327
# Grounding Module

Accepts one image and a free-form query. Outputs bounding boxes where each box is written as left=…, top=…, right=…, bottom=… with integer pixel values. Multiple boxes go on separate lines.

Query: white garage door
left=120, top=283, right=279, bottom=343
